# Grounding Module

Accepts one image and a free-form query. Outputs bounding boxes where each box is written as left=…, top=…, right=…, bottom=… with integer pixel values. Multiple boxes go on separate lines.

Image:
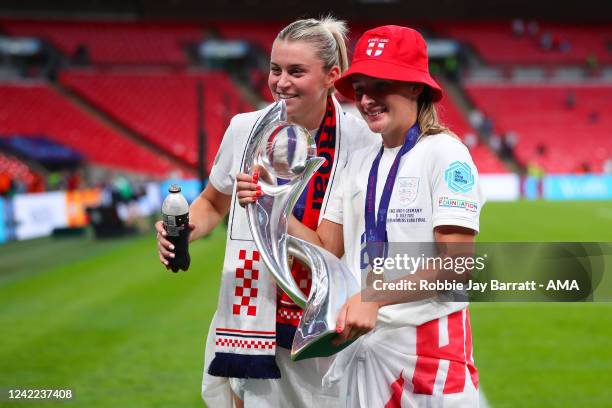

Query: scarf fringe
left=276, top=322, right=297, bottom=349
left=208, top=352, right=281, bottom=379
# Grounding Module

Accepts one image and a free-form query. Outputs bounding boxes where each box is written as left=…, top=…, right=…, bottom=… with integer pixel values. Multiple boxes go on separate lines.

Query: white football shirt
left=324, top=133, right=486, bottom=326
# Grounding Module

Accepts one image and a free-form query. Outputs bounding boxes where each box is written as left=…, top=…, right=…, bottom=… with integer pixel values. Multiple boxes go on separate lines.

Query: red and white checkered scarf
left=207, top=98, right=337, bottom=378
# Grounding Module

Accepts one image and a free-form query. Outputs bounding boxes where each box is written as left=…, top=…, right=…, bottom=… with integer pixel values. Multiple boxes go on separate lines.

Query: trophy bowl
left=261, top=123, right=317, bottom=181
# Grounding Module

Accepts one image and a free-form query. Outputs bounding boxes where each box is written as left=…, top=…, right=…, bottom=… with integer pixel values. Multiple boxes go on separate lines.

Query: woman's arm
left=333, top=225, right=475, bottom=345
left=156, top=183, right=231, bottom=268
left=188, top=183, right=232, bottom=241
left=289, top=217, right=344, bottom=258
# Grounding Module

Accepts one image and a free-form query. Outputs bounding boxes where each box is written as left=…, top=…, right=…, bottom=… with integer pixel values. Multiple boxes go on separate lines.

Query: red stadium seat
left=0, top=153, right=39, bottom=192
left=60, top=70, right=253, bottom=171
left=436, top=95, right=509, bottom=173
left=0, top=83, right=176, bottom=176
left=465, top=83, right=612, bottom=173
left=439, top=21, right=612, bottom=65
left=1, top=20, right=202, bottom=65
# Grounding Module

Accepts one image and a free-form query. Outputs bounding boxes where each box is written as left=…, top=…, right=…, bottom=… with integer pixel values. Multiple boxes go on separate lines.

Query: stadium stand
left=439, top=21, right=612, bottom=65
left=60, top=70, right=252, bottom=169
left=212, top=21, right=285, bottom=54
left=1, top=20, right=202, bottom=65
left=0, top=152, right=41, bottom=193
left=7, top=18, right=606, bottom=177
left=465, top=83, right=612, bottom=173
left=437, top=94, right=509, bottom=173
left=0, top=83, right=176, bottom=176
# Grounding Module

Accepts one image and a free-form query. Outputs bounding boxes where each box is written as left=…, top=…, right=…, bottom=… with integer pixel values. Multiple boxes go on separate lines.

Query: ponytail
left=276, top=16, right=349, bottom=95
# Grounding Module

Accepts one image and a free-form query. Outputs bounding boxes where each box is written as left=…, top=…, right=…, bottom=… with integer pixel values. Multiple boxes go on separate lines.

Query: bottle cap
left=168, top=184, right=181, bottom=193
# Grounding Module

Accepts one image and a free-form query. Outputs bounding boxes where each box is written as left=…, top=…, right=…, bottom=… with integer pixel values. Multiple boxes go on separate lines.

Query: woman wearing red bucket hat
left=239, top=25, right=484, bottom=406
left=325, top=25, right=483, bottom=407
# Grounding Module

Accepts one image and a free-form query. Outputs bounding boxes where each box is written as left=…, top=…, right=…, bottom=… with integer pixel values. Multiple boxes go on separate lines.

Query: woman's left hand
left=332, top=292, right=380, bottom=346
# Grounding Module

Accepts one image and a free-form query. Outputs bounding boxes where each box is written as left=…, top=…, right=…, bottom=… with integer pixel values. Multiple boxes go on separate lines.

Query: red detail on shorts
left=412, top=309, right=477, bottom=395
left=384, top=370, right=404, bottom=408
left=465, top=309, right=479, bottom=389
left=443, top=312, right=467, bottom=393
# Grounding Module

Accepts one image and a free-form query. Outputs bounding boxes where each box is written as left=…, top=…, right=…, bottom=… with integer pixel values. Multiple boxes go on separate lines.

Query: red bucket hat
left=335, top=25, right=443, bottom=102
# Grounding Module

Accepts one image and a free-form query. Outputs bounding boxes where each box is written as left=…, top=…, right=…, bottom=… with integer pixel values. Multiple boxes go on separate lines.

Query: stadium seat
left=465, top=83, right=612, bottom=173
left=60, top=69, right=252, bottom=171
left=0, top=83, right=176, bottom=176
left=1, top=20, right=202, bottom=65
left=436, top=95, right=509, bottom=173
left=439, top=21, right=612, bottom=65
left=0, top=153, right=40, bottom=192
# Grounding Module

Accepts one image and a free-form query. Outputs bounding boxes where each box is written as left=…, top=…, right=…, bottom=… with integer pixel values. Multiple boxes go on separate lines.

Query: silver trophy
left=243, top=101, right=359, bottom=361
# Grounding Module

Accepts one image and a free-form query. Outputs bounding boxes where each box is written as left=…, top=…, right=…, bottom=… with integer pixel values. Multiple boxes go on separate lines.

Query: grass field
left=0, top=201, right=611, bottom=407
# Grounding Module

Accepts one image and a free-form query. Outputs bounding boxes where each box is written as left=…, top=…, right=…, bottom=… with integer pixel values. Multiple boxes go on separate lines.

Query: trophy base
left=290, top=331, right=355, bottom=361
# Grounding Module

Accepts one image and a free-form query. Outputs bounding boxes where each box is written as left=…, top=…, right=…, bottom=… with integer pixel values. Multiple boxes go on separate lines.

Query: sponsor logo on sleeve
left=438, top=196, right=478, bottom=212
left=444, top=161, right=474, bottom=193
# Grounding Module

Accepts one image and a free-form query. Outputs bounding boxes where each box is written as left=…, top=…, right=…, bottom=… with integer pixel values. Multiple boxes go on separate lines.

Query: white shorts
left=325, top=308, right=479, bottom=408
left=202, top=314, right=339, bottom=408
left=231, top=347, right=338, bottom=408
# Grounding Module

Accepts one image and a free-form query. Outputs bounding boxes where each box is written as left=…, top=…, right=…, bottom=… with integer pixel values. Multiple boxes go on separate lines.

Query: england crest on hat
left=366, top=38, right=387, bottom=57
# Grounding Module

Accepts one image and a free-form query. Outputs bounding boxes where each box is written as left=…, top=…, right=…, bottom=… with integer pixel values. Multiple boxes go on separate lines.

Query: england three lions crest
left=397, top=177, right=419, bottom=205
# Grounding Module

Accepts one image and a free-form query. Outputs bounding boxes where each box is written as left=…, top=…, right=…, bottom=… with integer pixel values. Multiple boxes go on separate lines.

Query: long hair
left=417, top=87, right=458, bottom=139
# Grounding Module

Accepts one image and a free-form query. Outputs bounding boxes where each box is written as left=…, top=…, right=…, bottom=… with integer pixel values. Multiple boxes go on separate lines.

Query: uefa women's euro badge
left=243, top=100, right=360, bottom=361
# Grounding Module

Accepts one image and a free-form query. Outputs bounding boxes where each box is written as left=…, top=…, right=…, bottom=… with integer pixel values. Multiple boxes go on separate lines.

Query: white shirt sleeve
left=208, top=117, right=237, bottom=195
left=430, top=136, right=485, bottom=233
left=322, top=161, right=345, bottom=225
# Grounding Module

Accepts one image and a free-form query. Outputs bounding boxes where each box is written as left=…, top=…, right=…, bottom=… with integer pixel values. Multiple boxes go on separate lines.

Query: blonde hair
left=276, top=16, right=349, bottom=94
left=417, top=87, right=459, bottom=139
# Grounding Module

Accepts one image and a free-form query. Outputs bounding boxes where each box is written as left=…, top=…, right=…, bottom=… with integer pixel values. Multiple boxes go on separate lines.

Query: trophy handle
left=287, top=236, right=360, bottom=361
left=246, top=156, right=325, bottom=308
left=243, top=100, right=287, bottom=175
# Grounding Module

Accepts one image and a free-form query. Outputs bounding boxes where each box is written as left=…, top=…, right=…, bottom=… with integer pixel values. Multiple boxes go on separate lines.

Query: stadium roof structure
left=0, top=0, right=610, bottom=21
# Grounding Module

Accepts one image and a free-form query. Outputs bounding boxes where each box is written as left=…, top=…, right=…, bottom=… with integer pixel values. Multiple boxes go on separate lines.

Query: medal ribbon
left=365, top=122, right=421, bottom=253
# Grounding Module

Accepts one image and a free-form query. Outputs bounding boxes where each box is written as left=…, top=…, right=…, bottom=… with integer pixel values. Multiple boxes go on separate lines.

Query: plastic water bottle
left=162, top=184, right=190, bottom=272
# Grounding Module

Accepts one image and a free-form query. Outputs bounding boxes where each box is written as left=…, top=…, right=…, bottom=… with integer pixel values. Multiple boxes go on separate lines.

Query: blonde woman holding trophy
left=157, top=16, right=378, bottom=407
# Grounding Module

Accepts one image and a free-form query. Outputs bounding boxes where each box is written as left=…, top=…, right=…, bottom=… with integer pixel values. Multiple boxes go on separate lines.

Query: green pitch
left=0, top=201, right=611, bottom=407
